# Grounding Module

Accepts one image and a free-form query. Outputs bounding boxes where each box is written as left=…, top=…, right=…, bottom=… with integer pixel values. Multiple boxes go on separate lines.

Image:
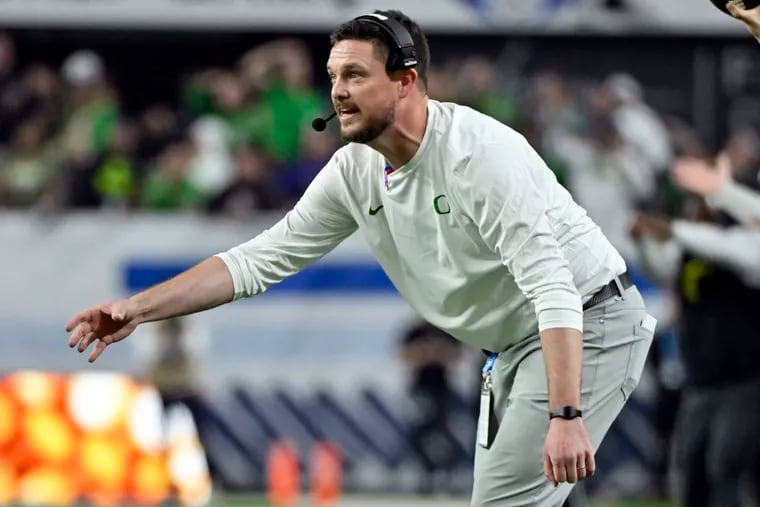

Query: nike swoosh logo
left=368, top=205, right=384, bottom=216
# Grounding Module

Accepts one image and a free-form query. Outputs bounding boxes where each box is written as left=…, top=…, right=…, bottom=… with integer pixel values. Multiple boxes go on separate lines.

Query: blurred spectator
left=400, top=321, right=462, bottom=494
left=141, top=137, right=203, bottom=210
left=530, top=70, right=586, bottom=141
left=148, top=318, right=201, bottom=410
left=721, top=127, right=760, bottom=188
left=276, top=127, right=337, bottom=203
left=593, top=73, right=673, bottom=203
left=632, top=201, right=760, bottom=507
left=671, top=152, right=760, bottom=227
left=92, top=120, right=140, bottom=209
left=426, top=64, right=458, bottom=103
left=0, top=116, right=57, bottom=207
left=186, top=116, right=236, bottom=197
left=238, top=39, right=324, bottom=161
left=58, top=50, right=121, bottom=208
left=455, top=55, right=519, bottom=127
left=207, top=142, right=279, bottom=218
left=549, top=116, right=652, bottom=260
left=0, top=32, right=18, bottom=145
left=137, top=105, right=183, bottom=166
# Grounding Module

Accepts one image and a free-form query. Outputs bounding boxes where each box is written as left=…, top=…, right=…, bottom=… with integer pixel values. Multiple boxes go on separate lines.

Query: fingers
left=585, top=451, right=596, bottom=477
left=546, top=452, right=595, bottom=486
left=68, top=322, right=91, bottom=349
left=727, top=0, right=747, bottom=17
left=552, top=460, right=567, bottom=484
left=544, top=452, right=557, bottom=487
left=65, top=310, right=92, bottom=333
left=564, top=456, right=579, bottom=484
left=89, top=340, right=109, bottom=363
left=107, top=322, right=136, bottom=344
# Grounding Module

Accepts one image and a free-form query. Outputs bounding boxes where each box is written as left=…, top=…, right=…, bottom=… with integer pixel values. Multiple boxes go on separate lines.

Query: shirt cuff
left=537, top=308, right=584, bottom=333
left=214, top=252, right=247, bottom=301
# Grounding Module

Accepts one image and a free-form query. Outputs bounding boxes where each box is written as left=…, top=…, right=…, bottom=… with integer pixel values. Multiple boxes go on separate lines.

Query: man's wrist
left=549, top=406, right=583, bottom=420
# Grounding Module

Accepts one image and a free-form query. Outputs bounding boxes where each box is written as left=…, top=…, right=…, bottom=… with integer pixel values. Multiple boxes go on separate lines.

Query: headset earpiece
left=353, top=14, right=418, bottom=72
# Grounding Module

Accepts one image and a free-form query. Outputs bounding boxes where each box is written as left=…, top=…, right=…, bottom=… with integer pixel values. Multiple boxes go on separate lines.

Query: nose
left=331, top=78, right=349, bottom=104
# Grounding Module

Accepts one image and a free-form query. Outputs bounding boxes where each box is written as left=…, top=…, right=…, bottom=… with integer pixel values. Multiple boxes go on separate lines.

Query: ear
left=393, top=68, right=418, bottom=98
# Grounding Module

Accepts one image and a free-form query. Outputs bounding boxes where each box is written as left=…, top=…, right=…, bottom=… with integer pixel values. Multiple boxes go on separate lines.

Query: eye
left=349, top=71, right=362, bottom=79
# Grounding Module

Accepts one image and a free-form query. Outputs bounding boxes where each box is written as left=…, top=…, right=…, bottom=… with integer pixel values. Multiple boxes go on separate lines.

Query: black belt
left=582, top=271, right=633, bottom=311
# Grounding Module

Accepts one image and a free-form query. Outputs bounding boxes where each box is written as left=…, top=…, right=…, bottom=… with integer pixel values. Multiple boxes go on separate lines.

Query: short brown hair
left=329, top=9, right=430, bottom=91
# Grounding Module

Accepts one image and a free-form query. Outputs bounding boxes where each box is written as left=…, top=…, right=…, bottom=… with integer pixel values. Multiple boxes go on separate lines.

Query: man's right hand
left=65, top=299, right=140, bottom=363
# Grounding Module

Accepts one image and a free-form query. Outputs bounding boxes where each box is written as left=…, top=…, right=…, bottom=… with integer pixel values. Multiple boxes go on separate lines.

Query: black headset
left=353, top=13, right=418, bottom=72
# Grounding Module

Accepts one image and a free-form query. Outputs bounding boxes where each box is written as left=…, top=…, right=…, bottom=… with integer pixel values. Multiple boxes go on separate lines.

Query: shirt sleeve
left=708, top=179, right=760, bottom=226
left=450, top=138, right=583, bottom=333
left=215, top=155, right=358, bottom=299
left=672, top=220, right=760, bottom=284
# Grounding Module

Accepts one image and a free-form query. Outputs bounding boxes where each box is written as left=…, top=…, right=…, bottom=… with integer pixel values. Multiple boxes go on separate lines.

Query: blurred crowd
left=4, top=28, right=756, bottom=225
left=4, top=27, right=760, bottom=504
left=0, top=33, right=335, bottom=216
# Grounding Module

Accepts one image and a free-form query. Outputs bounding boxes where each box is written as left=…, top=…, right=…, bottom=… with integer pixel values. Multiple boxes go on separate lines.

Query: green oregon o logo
left=433, top=194, right=450, bottom=215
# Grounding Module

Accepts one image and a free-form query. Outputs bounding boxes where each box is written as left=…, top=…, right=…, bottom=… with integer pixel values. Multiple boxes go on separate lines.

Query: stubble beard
left=341, top=107, right=395, bottom=144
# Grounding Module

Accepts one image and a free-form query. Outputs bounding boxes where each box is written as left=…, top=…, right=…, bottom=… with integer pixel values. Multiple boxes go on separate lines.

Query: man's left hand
left=543, top=418, right=595, bottom=486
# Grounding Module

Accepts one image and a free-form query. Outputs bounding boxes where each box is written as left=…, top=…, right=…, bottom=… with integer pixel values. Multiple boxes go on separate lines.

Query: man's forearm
left=130, top=256, right=235, bottom=324
left=540, top=327, right=583, bottom=410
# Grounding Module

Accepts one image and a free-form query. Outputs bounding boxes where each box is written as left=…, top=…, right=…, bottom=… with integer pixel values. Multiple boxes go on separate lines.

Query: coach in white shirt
left=65, top=10, right=656, bottom=506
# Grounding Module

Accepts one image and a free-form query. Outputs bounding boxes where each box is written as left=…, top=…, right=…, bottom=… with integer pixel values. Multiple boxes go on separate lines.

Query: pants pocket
left=621, top=314, right=657, bottom=400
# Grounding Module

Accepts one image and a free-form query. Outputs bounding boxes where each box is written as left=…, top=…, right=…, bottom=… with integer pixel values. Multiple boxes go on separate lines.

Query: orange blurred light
left=23, top=409, right=76, bottom=464
left=7, top=372, right=61, bottom=410
left=130, top=454, right=170, bottom=505
left=79, top=433, right=130, bottom=492
left=0, top=458, right=17, bottom=504
left=0, top=390, right=19, bottom=450
left=66, top=373, right=133, bottom=433
left=17, top=466, right=77, bottom=506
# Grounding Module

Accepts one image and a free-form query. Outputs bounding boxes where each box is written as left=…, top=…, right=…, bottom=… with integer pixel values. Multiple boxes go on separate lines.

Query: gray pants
left=471, top=286, right=655, bottom=506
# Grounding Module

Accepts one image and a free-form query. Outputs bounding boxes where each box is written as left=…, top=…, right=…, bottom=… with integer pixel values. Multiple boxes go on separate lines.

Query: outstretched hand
left=670, top=153, right=731, bottom=197
left=65, top=299, right=139, bottom=362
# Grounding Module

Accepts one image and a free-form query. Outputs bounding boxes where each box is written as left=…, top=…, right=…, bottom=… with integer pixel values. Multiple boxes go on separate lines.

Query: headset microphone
left=311, top=111, right=337, bottom=132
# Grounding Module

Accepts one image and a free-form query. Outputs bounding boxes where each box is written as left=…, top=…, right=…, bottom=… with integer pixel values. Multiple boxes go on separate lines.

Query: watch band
left=549, top=406, right=583, bottom=420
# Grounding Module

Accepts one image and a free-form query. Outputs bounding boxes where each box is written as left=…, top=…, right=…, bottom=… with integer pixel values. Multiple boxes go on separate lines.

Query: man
left=727, top=0, right=760, bottom=43
left=66, top=10, right=656, bottom=505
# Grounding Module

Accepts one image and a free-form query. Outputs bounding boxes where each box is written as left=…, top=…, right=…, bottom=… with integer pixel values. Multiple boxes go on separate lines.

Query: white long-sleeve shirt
left=635, top=220, right=760, bottom=288
left=217, top=100, right=626, bottom=352
left=708, top=179, right=760, bottom=226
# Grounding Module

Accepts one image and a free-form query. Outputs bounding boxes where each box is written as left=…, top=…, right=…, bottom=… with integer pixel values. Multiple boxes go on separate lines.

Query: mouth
left=337, top=106, right=360, bottom=121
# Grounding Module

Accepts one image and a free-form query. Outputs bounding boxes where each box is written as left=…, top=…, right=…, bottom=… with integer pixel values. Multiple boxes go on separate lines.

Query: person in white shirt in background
left=671, top=151, right=760, bottom=227
left=65, top=9, right=656, bottom=506
left=727, top=0, right=760, bottom=43
left=594, top=72, right=674, bottom=184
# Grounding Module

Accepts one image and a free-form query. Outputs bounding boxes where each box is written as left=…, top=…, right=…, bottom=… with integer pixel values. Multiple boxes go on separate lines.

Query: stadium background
left=1, top=0, right=759, bottom=505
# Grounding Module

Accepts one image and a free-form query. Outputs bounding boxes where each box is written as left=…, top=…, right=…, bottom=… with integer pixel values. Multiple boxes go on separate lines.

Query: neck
left=369, top=95, right=429, bottom=169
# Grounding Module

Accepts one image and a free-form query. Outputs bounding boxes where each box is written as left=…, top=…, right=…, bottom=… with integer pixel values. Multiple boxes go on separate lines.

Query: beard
left=340, top=106, right=395, bottom=144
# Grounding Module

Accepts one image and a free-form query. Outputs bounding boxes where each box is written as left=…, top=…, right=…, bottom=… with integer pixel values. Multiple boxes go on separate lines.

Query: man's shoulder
left=431, top=100, right=525, bottom=152
left=330, top=143, right=380, bottom=171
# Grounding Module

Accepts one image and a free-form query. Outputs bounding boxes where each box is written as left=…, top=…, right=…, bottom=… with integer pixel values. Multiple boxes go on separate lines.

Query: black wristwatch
left=549, top=406, right=583, bottom=420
